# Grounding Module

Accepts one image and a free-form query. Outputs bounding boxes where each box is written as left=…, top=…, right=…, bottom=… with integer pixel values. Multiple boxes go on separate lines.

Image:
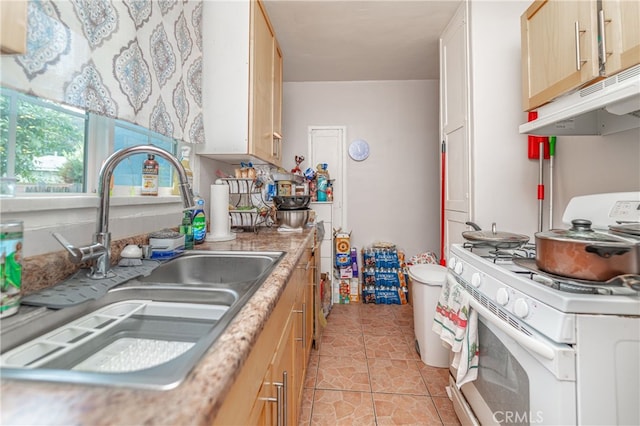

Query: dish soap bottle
left=192, top=195, right=207, bottom=244
left=180, top=210, right=194, bottom=250
left=141, top=154, right=159, bottom=196
left=172, top=146, right=194, bottom=195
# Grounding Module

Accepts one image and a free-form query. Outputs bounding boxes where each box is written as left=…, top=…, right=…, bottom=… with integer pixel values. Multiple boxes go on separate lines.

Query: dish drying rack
left=219, top=178, right=274, bottom=232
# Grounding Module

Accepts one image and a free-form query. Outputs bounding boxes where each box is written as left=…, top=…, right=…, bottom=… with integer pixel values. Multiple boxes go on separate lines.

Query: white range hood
left=520, top=64, right=640, bottom=136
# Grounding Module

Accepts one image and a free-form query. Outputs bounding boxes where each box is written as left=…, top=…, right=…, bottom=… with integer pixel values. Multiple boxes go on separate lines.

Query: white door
left=308, top=126, right=346, bottom=232
left=440, top=2, right=470, bottom=214
left=440, top=3, right=470, bottom=262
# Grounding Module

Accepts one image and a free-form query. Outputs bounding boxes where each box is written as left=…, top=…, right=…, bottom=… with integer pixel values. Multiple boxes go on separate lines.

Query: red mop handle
left=440, top=141, right=446, bottom=267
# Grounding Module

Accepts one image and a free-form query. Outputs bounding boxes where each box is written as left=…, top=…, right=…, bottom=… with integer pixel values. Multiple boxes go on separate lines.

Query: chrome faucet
left=53, top=145, right=195, bottom=279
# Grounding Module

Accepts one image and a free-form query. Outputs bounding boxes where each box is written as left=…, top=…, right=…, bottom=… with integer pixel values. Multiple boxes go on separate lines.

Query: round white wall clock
left=348, top=139, right=370, bottom=161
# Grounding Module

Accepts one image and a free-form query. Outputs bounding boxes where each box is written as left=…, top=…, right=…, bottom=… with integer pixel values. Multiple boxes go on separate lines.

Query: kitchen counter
left=0, top=228, right=315, bottom=425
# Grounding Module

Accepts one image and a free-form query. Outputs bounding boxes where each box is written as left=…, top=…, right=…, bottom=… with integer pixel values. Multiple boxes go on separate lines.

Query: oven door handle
left=467, top=295, right=556, bottom=360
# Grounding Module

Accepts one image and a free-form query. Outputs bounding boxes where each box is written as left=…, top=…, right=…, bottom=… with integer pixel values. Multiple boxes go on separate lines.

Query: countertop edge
left=0, top=228, right=315, bottom=426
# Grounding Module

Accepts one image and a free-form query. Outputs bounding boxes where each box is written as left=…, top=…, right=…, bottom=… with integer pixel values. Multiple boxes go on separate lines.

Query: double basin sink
left=0, top=250, right=284, bottom=390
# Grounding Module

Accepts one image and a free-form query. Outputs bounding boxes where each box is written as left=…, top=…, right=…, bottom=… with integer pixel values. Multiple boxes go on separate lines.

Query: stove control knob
left=471, top=273, right=482, bottom=288
left=496, top=288, right=509, bottom=305
left=513, top=298, right=529, bottom=318
left=454, top=262, right=463, bottom=275
left=449, top=257, right=457, bottom=270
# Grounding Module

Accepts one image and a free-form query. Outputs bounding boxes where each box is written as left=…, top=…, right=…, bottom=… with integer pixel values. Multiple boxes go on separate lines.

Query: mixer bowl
left=273, top=196, right=311, bottom=210
left=276, top=209, right=310, bottom=228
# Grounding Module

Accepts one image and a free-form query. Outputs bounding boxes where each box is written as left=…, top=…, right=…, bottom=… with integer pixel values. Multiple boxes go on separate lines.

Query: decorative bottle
left=141, top=154, right=159, bottom=196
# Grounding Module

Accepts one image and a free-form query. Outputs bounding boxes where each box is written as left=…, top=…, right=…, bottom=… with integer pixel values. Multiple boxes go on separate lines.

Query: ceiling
left=262, top=0, right=462, bottom=82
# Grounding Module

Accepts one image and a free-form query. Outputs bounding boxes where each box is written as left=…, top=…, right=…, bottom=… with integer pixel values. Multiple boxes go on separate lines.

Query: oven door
left=449, top=299, right=577, bottom=426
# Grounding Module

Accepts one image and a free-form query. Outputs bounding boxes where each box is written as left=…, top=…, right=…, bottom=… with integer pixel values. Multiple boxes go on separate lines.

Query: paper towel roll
left=210, top=183, right=232, bottom=239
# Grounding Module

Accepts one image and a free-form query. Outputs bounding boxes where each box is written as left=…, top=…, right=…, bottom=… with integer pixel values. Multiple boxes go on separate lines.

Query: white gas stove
left=446, top=192, right=640, bottom=426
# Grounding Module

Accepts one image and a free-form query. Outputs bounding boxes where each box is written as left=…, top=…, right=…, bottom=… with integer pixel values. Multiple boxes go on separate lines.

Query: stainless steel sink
left=139, top=250, right=282, bottom=285
left=0, top=251, right=284, bottom=390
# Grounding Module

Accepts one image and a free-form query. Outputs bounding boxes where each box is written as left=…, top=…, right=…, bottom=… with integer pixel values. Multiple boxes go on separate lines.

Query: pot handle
left=465, top=221, right=482, bottom=231
left=585, top=245, right=631, bottom=258
left=617, top=275, right=640, bottom=292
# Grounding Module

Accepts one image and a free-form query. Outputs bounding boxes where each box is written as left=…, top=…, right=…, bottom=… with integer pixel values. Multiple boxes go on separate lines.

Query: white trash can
left=408, top=264, right=450, bottom=368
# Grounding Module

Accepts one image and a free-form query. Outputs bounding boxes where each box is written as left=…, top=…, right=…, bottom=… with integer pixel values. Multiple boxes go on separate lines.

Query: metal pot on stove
left=535, top=219, right=640, bottom=281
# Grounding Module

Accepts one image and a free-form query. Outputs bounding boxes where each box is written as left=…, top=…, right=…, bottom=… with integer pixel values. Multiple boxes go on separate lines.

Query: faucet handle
left=52, top=232, right=106, bottom=264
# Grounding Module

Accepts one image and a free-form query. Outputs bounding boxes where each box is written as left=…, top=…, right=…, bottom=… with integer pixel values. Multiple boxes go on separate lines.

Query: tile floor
left=298, top=302, right=461, bottom=426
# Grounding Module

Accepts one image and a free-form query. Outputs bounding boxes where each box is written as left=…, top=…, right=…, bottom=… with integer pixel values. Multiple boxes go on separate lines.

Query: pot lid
left=537, top=219, right=637, bottom=243
left=462, top=222, right=529, bottom=244
left=609, top=223, right=640, bottom=237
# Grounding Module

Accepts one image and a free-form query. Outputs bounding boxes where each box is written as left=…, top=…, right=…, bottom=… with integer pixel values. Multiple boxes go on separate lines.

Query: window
left=1, top=87, right=177, bottom=196
left=1, top=88, right=87, bottom=193
left=113, top=120, right=175, bottom=192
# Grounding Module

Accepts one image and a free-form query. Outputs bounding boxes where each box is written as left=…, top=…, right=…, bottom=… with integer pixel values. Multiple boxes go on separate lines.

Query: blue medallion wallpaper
left=1, top=0, right=204, bottom=145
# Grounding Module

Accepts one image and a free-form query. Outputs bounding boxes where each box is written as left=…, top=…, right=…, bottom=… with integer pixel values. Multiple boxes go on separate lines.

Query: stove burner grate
left=463, top=242, right=536, bottom=264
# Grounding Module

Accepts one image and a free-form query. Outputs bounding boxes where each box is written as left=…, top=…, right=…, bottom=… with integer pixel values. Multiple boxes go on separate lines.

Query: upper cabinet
left=601, top=0, right=640, bottom=76
left=199, top=0, right=283, bottom=166
left=0, top=0, right=27, bottom=54
left=273, top=41, right=283, bottom=155
left=521, top=0, right=640, bottom=111
left=521, top=0, right=599, bottom=111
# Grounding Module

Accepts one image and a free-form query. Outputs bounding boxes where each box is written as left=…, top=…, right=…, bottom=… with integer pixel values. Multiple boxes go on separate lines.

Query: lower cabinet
left=262, top=313, right=295, bottom=425
left=293, top=244, right=315, bottom=419
left=213, top=243, right=313, bottom=425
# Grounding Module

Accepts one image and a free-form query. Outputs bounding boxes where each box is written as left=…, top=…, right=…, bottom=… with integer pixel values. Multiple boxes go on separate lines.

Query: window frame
left=1, top=87, right=181, bottom=198
left=1, top=90, right=186, bottom=258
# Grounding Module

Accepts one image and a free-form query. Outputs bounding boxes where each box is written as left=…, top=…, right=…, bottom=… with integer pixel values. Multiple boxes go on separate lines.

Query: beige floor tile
left=372, top=393, right=443, bottom=425
left=394, top=317, right=415, bottom=329
left=364, top=334, right=421, bottom=361
left=418, top=364, right=451, bottom=397
left=432, top=396, right=462, bottom=425
left=310, top=389, right=376, bottom=425
left=305, top=355, right=319, bottom=389
left=303, top=302, right=462, bottom=425
left=323, top=319, right=362, bottom=335
left=319, top=333, right=366, bottom=358
left=327, top=308, right=360, bottom=322
left=316, top=355, right=371, bottom=392
left=299, top=387, right=314, bottom=426
left=401, top=325, right=418, bottom=345
left=331, top=304, right=361, bottom=317
left=367, top=358, right=428, bottom=395
left=394, top=303, right=414, bottom=317
left=359, top=303, right=397, bottom=317
left=361, top=317, right=403, bottom=335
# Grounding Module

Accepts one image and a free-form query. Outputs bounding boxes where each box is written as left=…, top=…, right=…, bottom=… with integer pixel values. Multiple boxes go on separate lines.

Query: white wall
left=282, top=80, right=440, bottom=258
left=547, top=130, right=640, bottom=228
left=468, top=1, right=640, bottom=238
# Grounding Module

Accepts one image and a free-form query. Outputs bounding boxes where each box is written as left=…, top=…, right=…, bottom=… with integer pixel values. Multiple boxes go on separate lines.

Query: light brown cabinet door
left=0, top=0, right=27, bottom=54
left=251, top=0, right=276, bottom=164
left=601, top=0, right=640, bottom=76
left=304, top=258, right=314, bottom=361
left=268, top=313, right=295, bottom=426
left=521, top=0, right=599, bottom=111
left=272, top=41, right=283, bottom=166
